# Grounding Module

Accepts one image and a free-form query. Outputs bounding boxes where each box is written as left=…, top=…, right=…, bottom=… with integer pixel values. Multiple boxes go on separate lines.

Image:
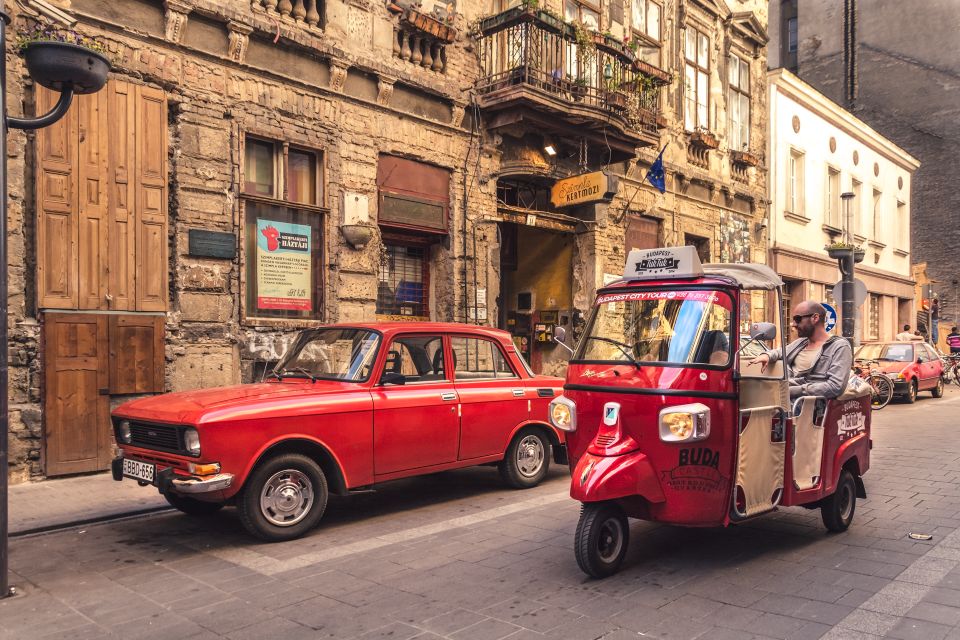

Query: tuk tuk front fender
left=570, top=451, right=666, bottom=504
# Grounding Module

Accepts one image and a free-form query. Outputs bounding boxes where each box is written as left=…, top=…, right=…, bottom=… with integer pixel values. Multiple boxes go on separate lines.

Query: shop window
left=684, top=25, right=710, bottom=131
left=377, top=244, right=429, bottom=317
left=243, top=135, right=325, bottom=320
left=728, top=54, right=751, bottom=151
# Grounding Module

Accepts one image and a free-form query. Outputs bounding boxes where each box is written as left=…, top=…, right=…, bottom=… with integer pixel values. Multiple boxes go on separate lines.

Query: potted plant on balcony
left=572, top=21, right=596, bottom=65
left=730, top=149, right=760, bottom=167
left=568, top=75, right=588, bottom=101
left=825, top=242, right=865, bottom=263
left=16, top=25, right=110, bottom=95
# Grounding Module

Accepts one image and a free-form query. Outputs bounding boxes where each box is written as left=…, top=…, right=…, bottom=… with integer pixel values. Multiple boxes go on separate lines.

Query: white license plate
left=122, top=458, right=155, bottom=483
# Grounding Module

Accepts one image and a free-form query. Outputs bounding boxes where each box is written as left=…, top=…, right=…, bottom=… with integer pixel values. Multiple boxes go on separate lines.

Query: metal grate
left=128, top=422, right=183, bottom=454
left=377, top=244, right=428, bottom=316
left=594, top=434, right=617, bottom=447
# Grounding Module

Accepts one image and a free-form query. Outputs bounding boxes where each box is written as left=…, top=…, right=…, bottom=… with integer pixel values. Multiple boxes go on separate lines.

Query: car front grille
left=128, top=422, right=183, bottom=454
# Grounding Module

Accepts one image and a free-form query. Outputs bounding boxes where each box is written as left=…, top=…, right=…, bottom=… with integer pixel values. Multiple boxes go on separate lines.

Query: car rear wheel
left=499, top=428, right=550, bottom=489
left=164, top=493, right=224, bottom=516
left=821, top=469, right=856, bottom=532
left=932, top=377, right=944, bottom=398
left=904, top=380, right=918, bottom=404
left=575, top=502, right=629, bottom=578
left=237, top=453, right=328, bottom=542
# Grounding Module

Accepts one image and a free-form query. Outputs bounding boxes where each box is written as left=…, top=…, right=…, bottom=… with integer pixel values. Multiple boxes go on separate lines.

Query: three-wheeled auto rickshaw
left=549, top=247, right=871, bottom=578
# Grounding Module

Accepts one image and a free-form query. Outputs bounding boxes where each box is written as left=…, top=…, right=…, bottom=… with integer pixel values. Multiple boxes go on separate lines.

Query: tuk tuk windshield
left=578, top=289, right=734, bottom=367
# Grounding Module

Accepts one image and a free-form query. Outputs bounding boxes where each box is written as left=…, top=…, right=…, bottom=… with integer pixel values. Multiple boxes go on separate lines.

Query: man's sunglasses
left=792, top=313, right=818, bottom=323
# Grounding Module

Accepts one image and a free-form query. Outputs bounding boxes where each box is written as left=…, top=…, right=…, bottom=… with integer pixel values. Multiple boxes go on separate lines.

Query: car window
left=857, top=342, right=914, bottom=362
left=384, top=335, right=446, bottom=383
left=451, top=336, right=517, bottom=380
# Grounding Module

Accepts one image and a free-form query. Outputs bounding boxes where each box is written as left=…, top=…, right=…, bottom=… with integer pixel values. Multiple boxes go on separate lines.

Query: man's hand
left=746, top=353, right=771, bottom=372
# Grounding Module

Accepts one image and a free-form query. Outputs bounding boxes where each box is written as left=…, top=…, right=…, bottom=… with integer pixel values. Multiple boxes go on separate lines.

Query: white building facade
left=767, top=69, right=920, bottom=342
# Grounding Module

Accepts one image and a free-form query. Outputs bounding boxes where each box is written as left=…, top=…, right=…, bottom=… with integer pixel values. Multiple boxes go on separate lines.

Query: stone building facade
left=767, top=0, right=960, bottom=326
left=6, top=0, right=768, bottom=481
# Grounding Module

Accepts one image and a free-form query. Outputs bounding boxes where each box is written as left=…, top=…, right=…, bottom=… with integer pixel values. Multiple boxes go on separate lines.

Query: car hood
left=873, top=361, right=910, bottom=375
left=113, top=380, right=362, bottom=424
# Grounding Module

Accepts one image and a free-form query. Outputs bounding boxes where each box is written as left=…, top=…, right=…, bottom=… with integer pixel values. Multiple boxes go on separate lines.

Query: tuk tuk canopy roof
left=702, top=263, right=784, bottom=290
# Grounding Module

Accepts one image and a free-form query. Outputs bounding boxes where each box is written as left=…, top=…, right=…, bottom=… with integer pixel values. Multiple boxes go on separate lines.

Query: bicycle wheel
left=869, top=373, right=893, bottom=409
left=953, top=364, right=960, bottom=388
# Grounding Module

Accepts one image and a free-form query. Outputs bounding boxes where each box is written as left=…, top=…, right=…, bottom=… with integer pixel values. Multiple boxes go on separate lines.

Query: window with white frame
left=852, top=178, right=863, bottom=236
left=872, top=189, right=882, bottom=242
left=684, top=26, right=710, bottom=131
left=897, top=200, right=908, bottom=251
left=826, top=167, right=840, bottom=227
left=728, top=54, right=750, bottom=151
left=787, top=149, right=804, bottom=216
left=563, top=0, right=600, bottom=86
left=787, top=17, right=798, bottom=53
left=631, top=0, right=662, bottom=66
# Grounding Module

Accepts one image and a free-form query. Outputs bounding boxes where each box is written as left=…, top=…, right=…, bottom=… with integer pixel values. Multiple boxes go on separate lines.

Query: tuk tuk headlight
left=549, top=396, right=577, bottom=432
left=183, top=428, right=201, bottom=456
left=659, top=404, right=710, bottom=442
left=117, top=420, right=131, bottom=444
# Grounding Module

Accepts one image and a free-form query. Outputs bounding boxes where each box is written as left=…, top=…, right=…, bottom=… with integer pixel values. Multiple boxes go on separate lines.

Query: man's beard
left=797, top=324, right=814, bottom=339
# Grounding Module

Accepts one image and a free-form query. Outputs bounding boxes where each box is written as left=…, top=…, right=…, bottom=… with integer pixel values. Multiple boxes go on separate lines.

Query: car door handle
left=441, top=392, right=457, bottom=401
left=512, top=389, right=524, bottom=397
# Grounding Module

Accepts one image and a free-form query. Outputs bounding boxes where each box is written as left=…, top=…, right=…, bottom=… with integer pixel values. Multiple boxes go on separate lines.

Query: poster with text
left=256, top=219, right=312, bottom=311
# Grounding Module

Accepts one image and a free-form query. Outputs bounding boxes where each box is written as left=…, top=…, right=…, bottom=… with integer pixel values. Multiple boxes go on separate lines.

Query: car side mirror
left=380, top=372, right=406, bottom=386
left=749, top=322, right=777, bottom=342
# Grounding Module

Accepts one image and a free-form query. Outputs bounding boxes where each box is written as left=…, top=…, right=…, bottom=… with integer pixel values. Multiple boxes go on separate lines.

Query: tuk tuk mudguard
left=571, top=451, right=666, bottom=505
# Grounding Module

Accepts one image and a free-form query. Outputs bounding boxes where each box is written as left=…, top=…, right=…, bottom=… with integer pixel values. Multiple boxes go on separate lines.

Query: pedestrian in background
left=948, top=326, right=960, bottom=354
left=932, top=298, right=940, bottom=344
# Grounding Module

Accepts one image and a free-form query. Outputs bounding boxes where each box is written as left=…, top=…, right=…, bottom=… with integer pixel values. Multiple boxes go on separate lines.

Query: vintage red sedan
left=855, top=341, right=944, bottom=403
left=111, top=323, right=566, bottom=541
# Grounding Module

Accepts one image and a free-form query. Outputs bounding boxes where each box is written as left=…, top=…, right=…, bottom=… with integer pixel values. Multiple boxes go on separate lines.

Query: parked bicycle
left=941, top=353, right=960, bottom=388
left=853, top=358, right=895, bottom=409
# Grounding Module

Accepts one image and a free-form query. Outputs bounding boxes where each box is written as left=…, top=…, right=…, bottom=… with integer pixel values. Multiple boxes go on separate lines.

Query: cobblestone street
left=3, top=389, right=960, bottom=640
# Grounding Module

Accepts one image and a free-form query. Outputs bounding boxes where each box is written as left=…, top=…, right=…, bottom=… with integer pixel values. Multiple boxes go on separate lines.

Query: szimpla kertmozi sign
left=550, top=171, right=618, bottom=208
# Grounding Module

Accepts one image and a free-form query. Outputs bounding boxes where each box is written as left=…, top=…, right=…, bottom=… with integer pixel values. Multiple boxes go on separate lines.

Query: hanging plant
left=16, top=24, right=110, bottom=95
left=571, top=21, right=596, bottom=65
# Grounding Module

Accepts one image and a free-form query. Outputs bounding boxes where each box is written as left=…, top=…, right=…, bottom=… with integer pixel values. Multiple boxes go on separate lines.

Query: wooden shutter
left=43, top=313, right=111, bottom=476
left=77, top=90, right=109, bottom=309
left=36, top=87, right=78, bottom=308
left=626, top=216, right=659, bottom=251
left=135, top=85, right=168, bottom=311
left=106, top=82, right=137, bottom=311
left=108, top=314, right=165, bottom=394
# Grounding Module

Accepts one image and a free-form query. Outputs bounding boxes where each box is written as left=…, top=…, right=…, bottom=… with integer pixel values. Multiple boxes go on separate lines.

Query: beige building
left=767, top=68, right=919, bottom=342
left=6, top=0, right=768, bottom=481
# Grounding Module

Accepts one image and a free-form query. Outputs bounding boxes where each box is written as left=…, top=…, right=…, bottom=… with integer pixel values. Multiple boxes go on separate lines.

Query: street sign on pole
left=831, top=279, right=868, bottom=307
left=821, top=302, right=838, bottom=333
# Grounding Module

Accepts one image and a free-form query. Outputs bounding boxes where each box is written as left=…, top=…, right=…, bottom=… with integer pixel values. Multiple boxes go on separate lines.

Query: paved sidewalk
left=8, top=471, right=168, bottom=535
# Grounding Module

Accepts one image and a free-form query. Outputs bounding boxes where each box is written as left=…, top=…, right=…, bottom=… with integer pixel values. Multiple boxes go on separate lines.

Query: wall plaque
left=188, top=229, right=237, bottom=259
left=550, top=171, right=619, bottom=208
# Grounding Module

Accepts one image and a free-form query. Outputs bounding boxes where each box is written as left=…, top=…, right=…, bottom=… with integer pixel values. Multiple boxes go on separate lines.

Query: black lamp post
left=0, top=9, right=110, bottom=599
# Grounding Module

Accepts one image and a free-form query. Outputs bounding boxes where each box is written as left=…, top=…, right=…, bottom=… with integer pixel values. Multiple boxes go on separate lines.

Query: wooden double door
left=43, top=312, right=165, bottom=476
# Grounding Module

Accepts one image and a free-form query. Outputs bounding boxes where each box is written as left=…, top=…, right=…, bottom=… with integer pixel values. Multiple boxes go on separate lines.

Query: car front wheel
left=904, top=379, right=918, bottom=404
left=499, top=428, right=550, bottom=489
left=237, top=453, right=328, bottom=542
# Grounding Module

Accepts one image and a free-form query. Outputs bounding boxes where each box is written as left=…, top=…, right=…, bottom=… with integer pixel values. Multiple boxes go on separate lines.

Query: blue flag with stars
left=645, top=145, right=667, bottom=194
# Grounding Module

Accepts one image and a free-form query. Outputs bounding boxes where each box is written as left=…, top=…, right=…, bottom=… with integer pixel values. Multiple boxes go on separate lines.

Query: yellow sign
left=550, top=171, right=618, bottom=208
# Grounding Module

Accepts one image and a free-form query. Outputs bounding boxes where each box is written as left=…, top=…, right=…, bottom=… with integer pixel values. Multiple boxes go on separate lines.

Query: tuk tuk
left=549, top=247, right=871, bottom=578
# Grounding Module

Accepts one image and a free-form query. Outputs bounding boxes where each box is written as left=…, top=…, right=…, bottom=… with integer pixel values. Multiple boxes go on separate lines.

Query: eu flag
left=645, top=145, right=667, bottom=194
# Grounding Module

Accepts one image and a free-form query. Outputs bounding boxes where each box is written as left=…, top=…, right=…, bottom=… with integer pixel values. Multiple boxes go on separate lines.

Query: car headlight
left=897, top=373, right=905, bottom=380
left=183, top=428, right=201, bottom=456
left=549, top=396, right=577, bottom=432
left=118, top=420, right=131, bottom=444
left=659, top=404, right=710, bottom=442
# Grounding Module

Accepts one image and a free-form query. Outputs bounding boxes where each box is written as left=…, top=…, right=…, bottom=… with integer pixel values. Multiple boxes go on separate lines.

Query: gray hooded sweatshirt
left=765, top=336, right=853, bottom=399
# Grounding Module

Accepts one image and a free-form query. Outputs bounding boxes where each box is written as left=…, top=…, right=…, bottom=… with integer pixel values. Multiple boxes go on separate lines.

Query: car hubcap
left=260, top=469, right=314, bottom=527
left=839, top=483, right=853, bottom=521
left=516, top=435, right=545, bottom=477
left=597, top=517, right=624, bottom=562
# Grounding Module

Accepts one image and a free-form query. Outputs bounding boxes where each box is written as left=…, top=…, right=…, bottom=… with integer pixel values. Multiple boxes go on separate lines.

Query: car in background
left=855, top=341, right=944, bottom=403
left=111, top=323, right=566, bottom=541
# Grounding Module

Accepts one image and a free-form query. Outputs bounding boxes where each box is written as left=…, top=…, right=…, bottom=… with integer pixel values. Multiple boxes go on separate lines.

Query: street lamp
left=0, top=10, right=110, bottom=599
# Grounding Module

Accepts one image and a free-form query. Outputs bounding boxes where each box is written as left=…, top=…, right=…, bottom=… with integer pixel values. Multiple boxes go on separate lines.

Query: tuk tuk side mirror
left=749, top=322, right=777, bottom=342
left=380, top=372, right=407, bottom=386
left=553, top=326, right=574, bottom=355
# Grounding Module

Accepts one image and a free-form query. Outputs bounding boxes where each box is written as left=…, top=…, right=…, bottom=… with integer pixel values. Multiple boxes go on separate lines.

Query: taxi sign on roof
left=623, top=246, right=704, bottom=281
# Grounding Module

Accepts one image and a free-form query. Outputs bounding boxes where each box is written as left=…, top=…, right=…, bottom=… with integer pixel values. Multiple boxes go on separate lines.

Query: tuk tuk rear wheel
left=575, top=502, right=629, bottom=579
left=821, top=469, right=856, bottom=532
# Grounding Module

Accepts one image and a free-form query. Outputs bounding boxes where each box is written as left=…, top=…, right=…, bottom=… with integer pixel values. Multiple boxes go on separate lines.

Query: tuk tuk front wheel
left=821, top=469, right=856, bottom=532
left=575, top=502, right=629, bottom=579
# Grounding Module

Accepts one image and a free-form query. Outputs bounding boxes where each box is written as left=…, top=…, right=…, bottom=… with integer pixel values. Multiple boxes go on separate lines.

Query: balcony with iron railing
left=474, top=6, right=671, bottom=163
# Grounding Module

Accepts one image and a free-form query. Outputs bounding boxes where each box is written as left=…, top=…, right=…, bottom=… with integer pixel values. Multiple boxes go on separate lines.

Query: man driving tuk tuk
left=749, top=300, right=853, bottom=400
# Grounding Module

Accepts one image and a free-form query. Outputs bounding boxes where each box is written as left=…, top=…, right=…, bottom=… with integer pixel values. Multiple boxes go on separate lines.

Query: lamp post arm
left=8, top=87, right=74, bottom=130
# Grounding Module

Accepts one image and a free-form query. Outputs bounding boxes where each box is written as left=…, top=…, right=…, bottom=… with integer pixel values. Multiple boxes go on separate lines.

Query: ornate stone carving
left=227, top=22, right=254, bottom=64
left=329, top=60, right=349, bottom=92
left=376, top=77, right=395, bottom=106
left=450, top=102, right=466, bottom=127
left=347, top=4, right=373, bottom=45
left=164, top=0, right=192, bottom=43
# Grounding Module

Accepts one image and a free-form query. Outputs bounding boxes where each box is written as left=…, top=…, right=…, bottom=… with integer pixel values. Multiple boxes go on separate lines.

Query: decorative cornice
left=328, top=60, right=349, bottom=92
left=164, top=0, right=193, bottom=44
left=376, top=76, right=395, bottom=106
left=450, top=101, right=466, bottom=128
left=227, top=21, right=254, bottom=64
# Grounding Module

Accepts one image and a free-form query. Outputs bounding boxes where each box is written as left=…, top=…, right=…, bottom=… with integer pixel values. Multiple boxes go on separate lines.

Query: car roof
left=312, top=322, right=514, bottom=341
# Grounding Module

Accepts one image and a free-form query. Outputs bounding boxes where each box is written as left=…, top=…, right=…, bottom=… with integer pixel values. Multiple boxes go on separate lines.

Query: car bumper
left=892, top=380, right=910, bottom=394
left=112, top=456, right=234, bottom=495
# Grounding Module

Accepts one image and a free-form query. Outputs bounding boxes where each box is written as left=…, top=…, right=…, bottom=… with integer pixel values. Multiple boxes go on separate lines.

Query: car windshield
left=856, top=343, right=914, bottom=362
left=578, top=289, right=734, bottom=367
left=273, top=328, right=381, bottom=381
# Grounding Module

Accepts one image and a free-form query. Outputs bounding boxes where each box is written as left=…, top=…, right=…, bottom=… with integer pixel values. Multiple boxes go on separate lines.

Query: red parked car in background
left=112, top=323, right=566, bottom=541
left=855, top=341, right=944, bottom=403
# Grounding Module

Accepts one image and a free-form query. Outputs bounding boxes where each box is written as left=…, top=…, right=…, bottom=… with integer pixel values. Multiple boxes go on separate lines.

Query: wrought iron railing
left=475, top=7, right=666, bottom=134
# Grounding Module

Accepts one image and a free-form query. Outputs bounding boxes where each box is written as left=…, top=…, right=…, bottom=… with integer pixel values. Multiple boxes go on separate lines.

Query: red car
left=855, top=341, right=944, bottom=403
left=112, top=323, right=566, bottom=541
